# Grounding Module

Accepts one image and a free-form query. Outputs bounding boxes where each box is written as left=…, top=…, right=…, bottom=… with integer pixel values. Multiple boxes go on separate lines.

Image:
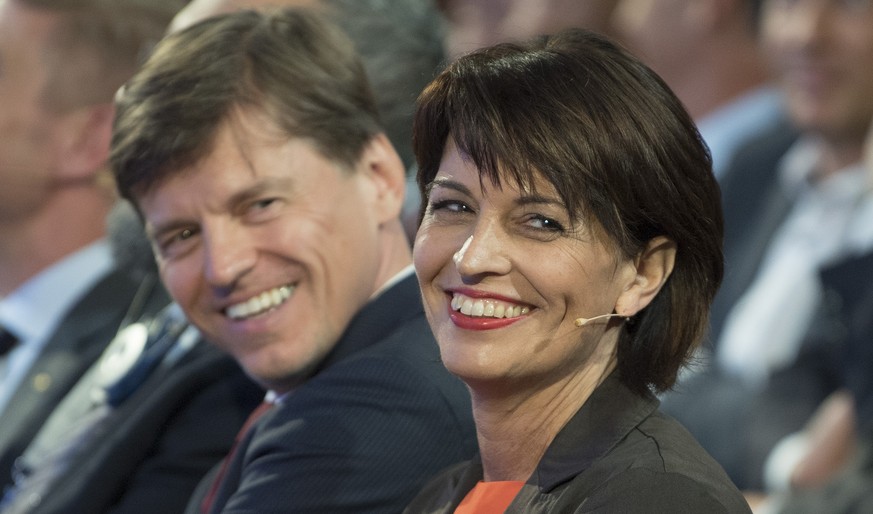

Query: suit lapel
left=0, top=268, right=147, bottom=476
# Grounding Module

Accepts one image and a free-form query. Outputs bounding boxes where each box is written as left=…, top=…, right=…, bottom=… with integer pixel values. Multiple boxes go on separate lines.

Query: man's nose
left=202, top=225, right=256, bottom=288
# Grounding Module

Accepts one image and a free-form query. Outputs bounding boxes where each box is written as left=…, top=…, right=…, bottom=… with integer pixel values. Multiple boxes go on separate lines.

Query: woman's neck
left=470, top=357, right=617, bottom=482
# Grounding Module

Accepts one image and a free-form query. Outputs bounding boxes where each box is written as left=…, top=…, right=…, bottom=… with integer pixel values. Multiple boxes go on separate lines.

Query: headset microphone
left=574, top=313, right=626, bottom=327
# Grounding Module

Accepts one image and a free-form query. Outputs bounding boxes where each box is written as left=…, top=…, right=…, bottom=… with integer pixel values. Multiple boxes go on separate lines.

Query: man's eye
left=248, top=198, right=280, bottom=214
left=245, top=198, right=284, bottom=221
left=154, top=227, right=199, bottom=258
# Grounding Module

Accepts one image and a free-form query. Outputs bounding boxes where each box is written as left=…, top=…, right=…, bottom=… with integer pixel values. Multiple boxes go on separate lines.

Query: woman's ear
left=616, top=236, right=677, bottom=316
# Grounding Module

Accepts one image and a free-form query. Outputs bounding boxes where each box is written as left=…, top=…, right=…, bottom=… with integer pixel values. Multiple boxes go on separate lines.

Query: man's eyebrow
left=146, top=176, right=295, bottom=239
left=226, top=176, right=293, bottom=208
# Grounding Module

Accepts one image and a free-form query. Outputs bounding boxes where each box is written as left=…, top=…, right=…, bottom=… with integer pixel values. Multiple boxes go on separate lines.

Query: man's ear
left=615, top=236, right=677, bottom=316
left=358, top=133, right=408, bottom=224
left=52, top=102, right=115, bottom=183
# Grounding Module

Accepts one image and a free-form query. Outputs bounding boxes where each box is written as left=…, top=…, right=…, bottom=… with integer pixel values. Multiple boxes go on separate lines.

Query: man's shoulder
left=292, top=309, right=455, bottom=410
left=261, top=304, right=469, bottom=441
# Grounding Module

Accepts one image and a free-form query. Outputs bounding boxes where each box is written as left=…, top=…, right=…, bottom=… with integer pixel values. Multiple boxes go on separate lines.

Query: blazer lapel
left=0, top=268, right=153, bottom=479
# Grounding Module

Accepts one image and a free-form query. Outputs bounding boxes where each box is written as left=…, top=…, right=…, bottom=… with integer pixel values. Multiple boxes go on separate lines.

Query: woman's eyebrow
left=426, top=177, right=473, bottom=197
left=515, top=193, right=563, bottom=208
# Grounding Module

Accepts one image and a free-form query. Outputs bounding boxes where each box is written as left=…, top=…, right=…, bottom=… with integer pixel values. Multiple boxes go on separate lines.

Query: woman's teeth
left=451, top=293, right=530, bottom=319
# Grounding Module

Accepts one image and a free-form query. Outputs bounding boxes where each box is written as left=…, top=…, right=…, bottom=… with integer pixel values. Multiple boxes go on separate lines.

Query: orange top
left=454, top=481, right=525, bottom=514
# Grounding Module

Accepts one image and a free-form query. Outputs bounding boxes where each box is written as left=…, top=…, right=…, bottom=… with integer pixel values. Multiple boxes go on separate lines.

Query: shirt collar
left=269, top=265, right=418, bottom=404
left=779, top=136, right=868, bottom=194
left=371, top=263, right=415, bottom=300
left=0, top=240, right=114, bottom=344
left=696, top=85, right=785, bottom=179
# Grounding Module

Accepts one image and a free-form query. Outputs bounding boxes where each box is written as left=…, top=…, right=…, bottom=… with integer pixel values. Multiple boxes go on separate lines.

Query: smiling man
left=110, top=7, right=475, bottom=514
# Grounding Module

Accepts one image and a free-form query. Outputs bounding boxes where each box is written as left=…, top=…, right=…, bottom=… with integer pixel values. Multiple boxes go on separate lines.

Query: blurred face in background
left=169, top=0, right=318, bottom=33
left=611, top=0, right=697, bottom=85
left=0, top=0, right=62, bottom=220
left=761, top=0, right=873, bottom=143
left=440, top=0, right=619, bottom=59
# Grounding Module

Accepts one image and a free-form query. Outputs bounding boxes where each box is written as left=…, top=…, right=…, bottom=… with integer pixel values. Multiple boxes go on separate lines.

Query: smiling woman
left=405, top=29, right=752, bottom=513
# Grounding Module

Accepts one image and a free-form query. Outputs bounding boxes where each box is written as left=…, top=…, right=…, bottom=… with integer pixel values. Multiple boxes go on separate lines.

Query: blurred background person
left=661, top=0, right=873, bottom=492
left=405, top=29, right=749, bottom=513
left=435, top=0, right=620, bottom=60
left=745, top=116, right=873, bottom=514
left=0, top=0, right=183, bottom=485
left=612, top=0, right=785, bottom=180
left=0, top=201, right=264, bottom=514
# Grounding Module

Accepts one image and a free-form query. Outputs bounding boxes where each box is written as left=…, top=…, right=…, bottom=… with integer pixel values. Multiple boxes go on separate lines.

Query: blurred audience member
left=662, top=0, right=873, bottom=491
left=0, top=200, right=264, bottom=514
left=0, top=0, right=183, bottom=485
left=748, top=117, right=873, bottom=513
left=111, top=8, right=476, bottom=513
left=613, top=0, right=785, bottom=179
left=436, top=0, right=620, bottom=59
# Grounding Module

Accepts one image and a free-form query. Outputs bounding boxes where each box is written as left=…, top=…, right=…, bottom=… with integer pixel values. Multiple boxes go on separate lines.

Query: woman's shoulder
left=566, top=409, right=752, bottom=513
left=556, top=466, right=752, bottom=513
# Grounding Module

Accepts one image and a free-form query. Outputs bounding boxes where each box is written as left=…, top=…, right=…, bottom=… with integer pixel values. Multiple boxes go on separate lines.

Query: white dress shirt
left=696, top=85, right=786, bottom=181
left=717, top=138, right=873, bottom=387
left=0, top=240, right=114, bottom=415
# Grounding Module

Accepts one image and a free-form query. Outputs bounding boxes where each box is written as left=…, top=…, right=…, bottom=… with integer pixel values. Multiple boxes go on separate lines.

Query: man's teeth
left=226, top=285, right=294, bottom=320
left=450, top=293, right=530, bottom=319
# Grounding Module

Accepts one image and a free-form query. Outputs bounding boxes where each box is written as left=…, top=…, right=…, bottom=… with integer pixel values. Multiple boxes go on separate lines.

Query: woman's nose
left=453, top=222, right=512, bottom=279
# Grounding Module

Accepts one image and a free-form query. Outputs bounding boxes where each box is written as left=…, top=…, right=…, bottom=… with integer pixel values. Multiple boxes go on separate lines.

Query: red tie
left=200, top=400, right=274, bottom=514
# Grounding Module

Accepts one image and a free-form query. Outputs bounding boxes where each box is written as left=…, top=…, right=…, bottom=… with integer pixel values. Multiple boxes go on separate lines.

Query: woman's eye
left=430, top=199, right=472, bottom=214
left=526, top=215, right=565, bottom=232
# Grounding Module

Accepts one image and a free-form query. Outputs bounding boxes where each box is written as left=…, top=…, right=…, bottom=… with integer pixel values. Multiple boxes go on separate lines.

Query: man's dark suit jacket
left=709, top=120, right=801, bottom=343
left=0, top=269, right=167, bottom=487
left=189, top=274, right=478, bottom=514
left=18, top=333, right=264, bottom=514
left=755, top=249, right=873, bottom=513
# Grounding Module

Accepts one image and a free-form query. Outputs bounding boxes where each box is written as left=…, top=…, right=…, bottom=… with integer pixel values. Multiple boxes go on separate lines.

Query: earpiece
left=574, top=313, right=626, bottom=327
